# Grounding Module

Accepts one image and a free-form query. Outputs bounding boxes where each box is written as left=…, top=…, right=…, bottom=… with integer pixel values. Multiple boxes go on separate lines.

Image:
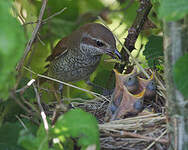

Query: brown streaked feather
left=46, top=37, right=68, bottom=62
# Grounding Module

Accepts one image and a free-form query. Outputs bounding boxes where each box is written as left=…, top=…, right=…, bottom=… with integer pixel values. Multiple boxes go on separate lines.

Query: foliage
left=0, top=0, right=187, bottom=149
left=0, top=120, right=38, bottom=150
left=0, top=122, right=24, bottom=150
left=52, top=109, right=100, bottom=150
left=173, top=53, right=188, bottom=99
left=18, top=123, right=50, bottom=150
left=0, top=1, right=26, bottom=99
left=0, top=99, right=23, bottom=126
left=17, top=109, right=99, bottom=150
left=143, top=35, right=163, bottom=69
left=158, top=0, right=188, bottom=21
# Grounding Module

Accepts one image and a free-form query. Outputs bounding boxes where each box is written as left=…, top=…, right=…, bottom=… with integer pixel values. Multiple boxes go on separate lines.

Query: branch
left=16, top=0, right=48, bottom=72
left=33, top=83, right=49, bottom=133
left=115, top=0, right=152, bottom=73
left=103, top=130, right=168, bottom=144
left=23, top=8, right=67, bottom=26
left=23, top=66, right=110, bottom=102
left=144, top=129, right=168, bottom=150
left=164, top=20, right=188, bottom=149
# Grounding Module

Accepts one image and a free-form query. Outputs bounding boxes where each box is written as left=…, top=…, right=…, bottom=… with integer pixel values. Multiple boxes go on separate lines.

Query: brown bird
left=45, top=23, right=121, bottom=94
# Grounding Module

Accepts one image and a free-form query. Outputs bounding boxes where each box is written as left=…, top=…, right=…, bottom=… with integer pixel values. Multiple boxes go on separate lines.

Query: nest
left=67, top=68, right=167, bottom=149
left=21, top=67, right=168, bottom=149
left=70, top=93, right=168, bottom=150
left=38, top=68, right=168, bottom=150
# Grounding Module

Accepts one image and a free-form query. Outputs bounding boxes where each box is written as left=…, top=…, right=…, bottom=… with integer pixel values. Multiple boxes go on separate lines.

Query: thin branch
left=98, top=16, right=166, bottom=93
left=16, top=79, right=35, bottom=93
left=144, top=129, right=168, bottom=150
left=33, top=83, right=49, bottom=133
left=114, top=0, right=152, bottom=72
left=16, top=115, right=28, bottom=130
left=11, top=92, right=31, bottom=114
left=42, top=7, right=67, bottom=23
left=103, top=131, right=168, bottom=144
left=23, top=66, right=110, bottom=102
left=23, top=8, right=67, bottom=26
left=112, top=0, right=134, bottom=12
left=16, top=0, right=48, bottom=72
left=20, top=95, right=40, bottom=115
left=98, top=16, right=150, bottom=79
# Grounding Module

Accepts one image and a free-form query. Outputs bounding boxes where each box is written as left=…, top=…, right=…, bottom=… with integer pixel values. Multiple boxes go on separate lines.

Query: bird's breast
left=48, top=53, right=101, bottom=82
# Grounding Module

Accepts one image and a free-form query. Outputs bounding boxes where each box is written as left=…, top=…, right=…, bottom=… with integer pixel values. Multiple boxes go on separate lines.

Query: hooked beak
left=106, top=49, right=121, bottom=59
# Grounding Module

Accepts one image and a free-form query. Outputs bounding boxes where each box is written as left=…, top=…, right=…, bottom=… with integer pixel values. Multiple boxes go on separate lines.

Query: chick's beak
left=106, top=49, right=121, bottom=59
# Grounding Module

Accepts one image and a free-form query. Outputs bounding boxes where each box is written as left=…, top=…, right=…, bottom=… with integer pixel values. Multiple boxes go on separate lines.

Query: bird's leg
left=51, top=82, right=61, bottom=104
left=85, top=78, right=113, bottom=96
left=59, top=83, right=74, bottom=109
left=58, top=83, right=64, bottom=99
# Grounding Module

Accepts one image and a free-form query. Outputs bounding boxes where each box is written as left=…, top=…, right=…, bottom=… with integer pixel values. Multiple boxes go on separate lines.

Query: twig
left=98, top=16, right=167, bottom=93
left=112, top=0, right=134, bottom=12
left=174, top=118, right=178, bottom=150
left=144, top=129, right=168, bottom=150
left=20, top=95, right=40, bottom=115
left=16, top=79, right=36, bottom=93
left=37, top=34, right=45, bottom=46
left=23, top=66, right=110, bottom=102
left=33, top=83, right=49, bottom=133
left=20, top=114, right=40, bottom=125
left=16, top=0, right=48, bottom=71
left=107, top=113, right=163, bottom=124
left=98, top=16, right=150, bottom=79
left=114, top=0, right=152, bottom=73
left=16, top=115, right=28, bottom=130
left=104, top=131, right=168, bottom=144
left=23, top=8, right=67, bottom=26
left=11, top=92, right=31, bottom=114
left=42, top=8, right=67, bottom=23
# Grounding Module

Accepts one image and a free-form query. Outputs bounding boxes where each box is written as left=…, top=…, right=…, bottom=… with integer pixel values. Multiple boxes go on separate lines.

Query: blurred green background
left=11, top=0, right=160, bottom=101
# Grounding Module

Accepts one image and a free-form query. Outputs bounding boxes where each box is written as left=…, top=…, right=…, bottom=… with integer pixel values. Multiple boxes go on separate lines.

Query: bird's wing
left=46, top=37, right=68, bottom=62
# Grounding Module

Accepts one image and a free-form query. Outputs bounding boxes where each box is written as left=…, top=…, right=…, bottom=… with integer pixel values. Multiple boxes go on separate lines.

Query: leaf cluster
left=0, top=0, right=188, bottom=150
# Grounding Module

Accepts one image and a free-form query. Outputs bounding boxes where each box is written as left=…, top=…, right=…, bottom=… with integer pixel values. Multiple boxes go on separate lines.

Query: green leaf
left=173, top=53, right=188, bottom=99
left=0, top=1, right=26, bottom=99
left=47, top=0, right=79, bottom=21
left=143, top=35, right=163, bottom=68
left=78, top=0, right=104, bottom=14
left=18, top=124, right=49, bottom=150
left=27, top=42, right=50, bottom=75
left=119, top=1, right=139, bottom=26
left=41, top=18, right=76, bottom=41
left=0, top=99, right=23, bottom=125
left=0, top=122, right=23, bottom=150
left=159, top=0, right=188, bottom=21
left=52, top=109, right=100, bottom=150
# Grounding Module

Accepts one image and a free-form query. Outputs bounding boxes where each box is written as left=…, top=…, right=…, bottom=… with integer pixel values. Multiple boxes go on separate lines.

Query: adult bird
left=45, top=23, right=121, bottom=96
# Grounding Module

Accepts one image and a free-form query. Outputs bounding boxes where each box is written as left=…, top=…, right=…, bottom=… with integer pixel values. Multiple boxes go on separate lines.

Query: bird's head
left=77, top=23, right=121, bottom=59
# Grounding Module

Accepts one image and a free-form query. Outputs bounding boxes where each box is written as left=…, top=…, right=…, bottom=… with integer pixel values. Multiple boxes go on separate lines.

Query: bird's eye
left=96, top=40, right=104, bottom=47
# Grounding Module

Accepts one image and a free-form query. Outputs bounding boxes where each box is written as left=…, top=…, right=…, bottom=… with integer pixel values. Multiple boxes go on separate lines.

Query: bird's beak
left=106, top=49, right=121, bottom=59
left=114, top=49, right=121, bottom=59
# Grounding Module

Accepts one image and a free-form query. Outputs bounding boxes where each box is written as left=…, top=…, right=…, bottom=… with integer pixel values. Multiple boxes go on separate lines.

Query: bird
left=105, top=69, right=144, bottom=121
left=123, top=67, right=139, bottom=94
left=137, top=72, right=156, bottom=98
left=45, top=23, right=121, bottom=96
left=105, top=68, right=156, bottom=121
